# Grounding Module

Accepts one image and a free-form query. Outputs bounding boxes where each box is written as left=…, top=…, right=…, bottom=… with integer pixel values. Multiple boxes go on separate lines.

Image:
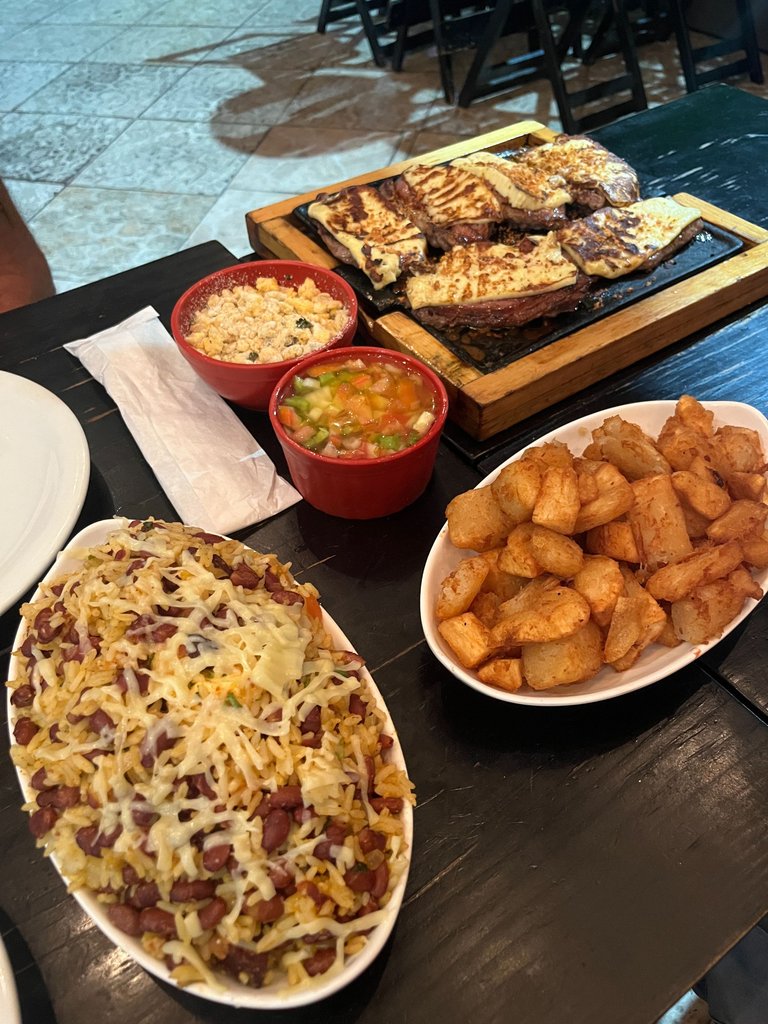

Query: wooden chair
left=666, top=0, right=764, bottom=91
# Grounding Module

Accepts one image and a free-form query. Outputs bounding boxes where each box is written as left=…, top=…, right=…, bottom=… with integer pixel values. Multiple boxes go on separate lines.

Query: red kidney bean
left=202, top=844, right=231, bottom=873
left=303, top=929, right=334, bottom=946
left=83, top=748, right=110, bottom=763
left=301, top=734, right=322, bottom=749
left=160, top=575, right=178, bottom=592
left=76, top=825, right=100, bottom=856
left=122, top=865, right=140, bottom=886
left=193, top=530, right=223, bottom=544
left=338, top=651, right=365, bottom=671
left=40, top=786, right=79, bottom=810
left=126, top=615, right=177, bottom=644
left=198, top=897, right=227, bottom=930
left=131, top=801, right=158, bottom=827
left=10, top=684, right=34, bottom=708
left=364, top=756, right=376, bottom=796
left=222, top=946, right=267, bottom=987
left=378, top=733, right=394, bottom=750
left=211, top=554, right=232, bottom=576
left=294, top=805, right=314, bottom=825
left=250, top=795, right=271, bottom=819
left=127, top=881, right=160, bottom=909
left=230, top=563, right=259, bottom=589
left=107, top=903, right=142, bottom=937
left=358, top=828, right=386, bottom=854
left=30, top=767, right=48, bottom=790
left=36, top=789, right=58, bottom=808
left=270, top=785, right=303, bottom=810
left=139, top=908, right=176, bottom=938
left=272, top=590, right=303, bottom=606
left=86, top=791, right=101, bottom=809
left=312, top=841, right=335, bottom=861
left=371, top=861, right=389, bottom=899
left=49, top=723, right=60, bottom=743
left=34, top=608, right=63, bottom=643
left=304, top=949, right=336, bottom=976
left=99, top=825, right=122, bottom=849
left=349, top=693, right=366, bottom=720
left=248, top=894, right=284, bottom=923
left=116, top=669, right=150, bottom=696
left=13, top=717, right=39, bottom=746
left=29, top=806, right=58, bottom=838
left=327, top=821, right=349, bottom=844
left=301, top=705, right=321, bottom=734
left=20, top=635, right=36, bottom=658
left=262, top=808, right=290, bottom=853
left=344, top=864, right=375, bottom=893
left=140, top=729, right=175, bottom=769
left=90, top=709, right=114, bottom=734
left=170, top=879, right=216, bottom=902
left=296, top=881, right=324, bottom=907
left=370, top=797, right=403, bottom=814
left=268, top=863, right=294, bottom=890
left=265, top=708, right=282, bottom=723
left=186, top=772, right=216, bottom=800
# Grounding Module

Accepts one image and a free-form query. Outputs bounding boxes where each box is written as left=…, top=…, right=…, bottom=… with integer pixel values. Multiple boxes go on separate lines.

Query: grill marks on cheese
left=400, top=163, right=503, bottom=225
left=308, top=185, right=427, bottom=289
left=556, top=197, right=703, bottom=278
left=406, top=234, right=578, bottom=310
left=515, top=136, right=640, bottom=208
left=451, top=151, right=572, bottom=212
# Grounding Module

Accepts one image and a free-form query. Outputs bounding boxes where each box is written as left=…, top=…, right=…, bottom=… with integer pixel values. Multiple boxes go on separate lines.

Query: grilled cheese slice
left=451, top=151, right=572, bottom=211
left=557, top=196, right=702, bottom=278
left=518, top=136, right=640, bottom=207
left=308, top=185, right=427, bottom=290
left=400, top=163, right=503, bottom=225
left=406, top=234, right=579, bottom=310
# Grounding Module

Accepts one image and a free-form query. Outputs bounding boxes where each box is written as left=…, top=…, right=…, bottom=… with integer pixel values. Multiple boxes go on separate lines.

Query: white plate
left=0, top=935, right=21, bottom=1024
left=421, top=401, right=768, bottom=707
left=0, top=372, right=90, bottom=617
left=7, top=518, right=412, bottom=1009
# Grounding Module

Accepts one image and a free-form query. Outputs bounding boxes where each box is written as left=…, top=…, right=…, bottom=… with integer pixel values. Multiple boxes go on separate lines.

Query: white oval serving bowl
left=7, top=518, right=413, bottom=1009
left=420, top=400, right=768, bottom=707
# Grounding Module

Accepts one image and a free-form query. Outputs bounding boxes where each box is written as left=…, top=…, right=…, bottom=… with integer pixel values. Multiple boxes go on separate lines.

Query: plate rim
left=7, top=517, right=413, bottom=1009
left=0, top=371, right=90, bottom=617
left=420, top=399, right=768, bottom=707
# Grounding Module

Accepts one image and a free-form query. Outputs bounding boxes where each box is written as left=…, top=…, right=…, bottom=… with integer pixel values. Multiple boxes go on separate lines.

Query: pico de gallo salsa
left=276, top=356, right=437, bottom=459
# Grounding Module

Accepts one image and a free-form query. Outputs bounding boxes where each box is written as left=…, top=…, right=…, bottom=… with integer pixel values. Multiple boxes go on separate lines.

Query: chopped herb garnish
left=295, top=317, right=312, bottom=330
left=247, top=352, right=259, bottom=363
left=141, top=521, right=153, bottom=532
left=354, top=861, right=368, bottom=873
left=225, top=692, right=241, bottom=708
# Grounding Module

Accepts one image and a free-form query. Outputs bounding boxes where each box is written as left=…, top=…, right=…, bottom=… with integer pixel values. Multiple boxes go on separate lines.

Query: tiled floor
left=1, top=0, right=766, bottom=297
left=1, top=2, right=765, bottom=1019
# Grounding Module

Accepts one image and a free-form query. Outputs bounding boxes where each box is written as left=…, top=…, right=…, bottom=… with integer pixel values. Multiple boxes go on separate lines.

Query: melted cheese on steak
left=400, top=163, right=503, bottom=225
left=406, top=234, right=579, bottom=310
left=308, top=185, right=427, bottom=289
left=451, top=151, right=572, bottom=211
left=556, top=196, right=702, bottom=278
left=517, top=136, right=640, bottom=207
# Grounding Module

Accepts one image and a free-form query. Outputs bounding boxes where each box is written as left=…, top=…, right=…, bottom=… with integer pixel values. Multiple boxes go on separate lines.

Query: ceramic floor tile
left=72, top=119, right=260, bottom=195
left=144, top=0, right=260, bottom=30
left=241, top=0, right=320, bottom=30
left=0, top=111, right=129, bottom=182
left=0, top=22, right=123, bottom=62
left=282, top=68, right=440, bottom=132
left=50, top=275, right=90, bottom=295
left=19, top=62, right=186, bottom=118
left=86, top=25, right=237, bottom=66
left=141, top=64, right=298, bottom=126
left=181, top=187, right=281, bottom=257
left=656, top=990, right=712, bottom=1024
left=201, top=28, right=348, bottom=73
left=0, top=61, right=69, bottom=112
left=29, top=185, right=216, bottom=282
left=0, top=0, right=59, bottom=23
left=41, top=0, right=155, bottom=25
left=227, top=124, right=403, bottom=195
left=4, top=179, right=62, bottom=220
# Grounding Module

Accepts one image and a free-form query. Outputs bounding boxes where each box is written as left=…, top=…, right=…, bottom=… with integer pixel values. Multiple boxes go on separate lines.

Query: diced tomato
left=278, top=406, right=300, bottom=429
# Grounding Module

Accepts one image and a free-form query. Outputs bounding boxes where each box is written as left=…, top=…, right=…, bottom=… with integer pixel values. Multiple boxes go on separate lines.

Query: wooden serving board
left=245, top=120, right=768, bottom=441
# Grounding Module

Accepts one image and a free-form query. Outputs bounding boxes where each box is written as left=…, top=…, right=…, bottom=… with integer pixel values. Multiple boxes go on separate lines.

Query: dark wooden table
left=2, top=85, right=768, bottom=1024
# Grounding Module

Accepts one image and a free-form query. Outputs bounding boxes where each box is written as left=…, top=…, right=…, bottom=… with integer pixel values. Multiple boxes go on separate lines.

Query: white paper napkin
left=64, top=306, right=301, bottom=534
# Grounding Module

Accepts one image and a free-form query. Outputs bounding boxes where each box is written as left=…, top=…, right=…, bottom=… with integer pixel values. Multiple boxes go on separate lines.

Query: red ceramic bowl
left=170, top=261, right=358, bottom=410
left=269, top=347, right=449, bottom=519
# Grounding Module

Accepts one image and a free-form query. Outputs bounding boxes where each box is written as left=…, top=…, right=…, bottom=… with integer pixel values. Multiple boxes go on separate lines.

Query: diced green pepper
left=225, top=692, right=241, bottom=708
left=284, top=395, right=310, bottom=415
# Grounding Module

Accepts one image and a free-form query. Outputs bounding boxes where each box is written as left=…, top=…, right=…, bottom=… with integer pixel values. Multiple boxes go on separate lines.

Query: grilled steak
left=308, top=184, right=427, bottom=290
left=380, top=162, right=503, bottom=251
left=516, top=135, right=640, bottom=211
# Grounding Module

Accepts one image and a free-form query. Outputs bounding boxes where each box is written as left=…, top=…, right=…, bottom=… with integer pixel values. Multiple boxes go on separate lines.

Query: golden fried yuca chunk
left=645, top=539, right=744, bottom=602
left=621, top=566, right=668, bottom=648
left=583, top=415, right=671, bottom=480
left=498, top=523, right=542, bottom=578
left=627, top=474, right=693, bottom=570
left=522, top=620, right=603, bottom=690
left=572, top=554, right=624, bottom=627
left=670, top=567, right=763, bottom=644
left=585, top=520, right=641, bottom=562
left=478, top=549, right=527, bottom=601
left=435, top=556, right=490, bottom=620
left=470, top=590, right=502, bottom=628
left=438, top=613, right=498, bottom=668
left=742, top=531, right=768, bottom=569
left=656, top=418, right=715, bottom=471
left=572, top=462, right=634, bottom=533
left=529, top=525, right=584, bottom=578
left=491, top=578, right=591, bottom=646
left=681, top=505, right=712, bottom=540
left=532, top=466, right=580, bottom=534
left=671, top=470, right=731, bottom=520
left=712, top=426, right=766, bottom=474
left=676, top=395, right=715, bottom=436
left=706, top=499, right=768, bottom=543
left=477, top=657, right=524, bottom=692
left=490, top=459, right=541, bottom=524
left=446, top=486, right=510, bottom=551
left=603, top=593, right=644, bottom=663
left=523, top=440, right=573, bottom=471
left=728, top=471, right=767, bottom=502
left=604, top=570, right=667, bottom=668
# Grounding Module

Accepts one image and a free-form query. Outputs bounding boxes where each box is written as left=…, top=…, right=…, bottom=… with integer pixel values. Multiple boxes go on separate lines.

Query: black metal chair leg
left=531, top=0, right=577, bottom=133
left=735, top=0, right=764, bottom=83
left=457, top=0, right=512, bottom=108
left=317, top=0, right=334, bottom=33
left=354, top=0, right=388, bottom=66
left=613, top=0, right=648, bottom=112
left=667, top=0, right=699, bottom=92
